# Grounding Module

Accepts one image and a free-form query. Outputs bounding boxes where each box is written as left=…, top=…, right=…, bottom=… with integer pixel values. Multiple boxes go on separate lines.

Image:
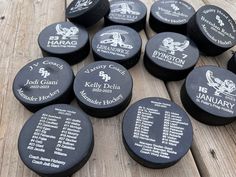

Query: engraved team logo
left=55, top=24, right=79, bottom=40
left=159, top=37, right=189, bottom=55
left=170, top=4, right=180, bottom=12
left=99, top=71, right=111, bottom=82
left=111, top=2, right=140, bottom=15
left=39, top=68, right=50, bottom=78
left=206, top=70, right=236, bottom=98
left=216, top=15, right=224, bottom=27
left=100, top=31, right=133, bottom=49
left=70, top=0, right=93, bottom=12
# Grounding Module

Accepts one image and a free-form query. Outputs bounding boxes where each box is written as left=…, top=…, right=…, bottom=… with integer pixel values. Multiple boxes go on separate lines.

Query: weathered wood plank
left=144, top=0, right=236, bottom=177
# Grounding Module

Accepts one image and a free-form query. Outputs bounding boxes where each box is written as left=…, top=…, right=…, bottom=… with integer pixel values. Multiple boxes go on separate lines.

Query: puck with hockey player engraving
left=144, top=32, right=199, bottom=81
left=66, top=0, right=110, bottom=27
left=92, top=25, right=142, bottom=69
left=122, top=97, right=193, bottom=168
left=149, top=0, right=195, bottom=34
left=187, top=5, right=236, bottom=56
left=73, top=61, right=133, bottom=118
left=181, top=66, right=236, bottom=125
left=38, top=22, right=89, bottom=65
left=12, top=57, right=74, bottom=112
left=18, top=104, right=94, bottom=177
left=104, top=0, right=147, bottom=31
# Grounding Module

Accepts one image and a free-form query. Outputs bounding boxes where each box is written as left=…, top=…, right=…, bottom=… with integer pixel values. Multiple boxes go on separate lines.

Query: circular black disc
left=38, top=22, right=89, bottom=65
left=66, top=0, right=110, bottom=27
left=227, top=53, right=236, bottom=74
left=122, top=97, right=193, bottom=168
left=149, top=0, right=195, bottom=34
left=144, top=32, right=199, bottom=81
left=104, top=0, right=147, bottom=31
left=12, top=57, right=74, bottom=112
left=92, top=25, right=142, bottom=69
left=73, top=61, right=133, bottom=118
left=181, top=66, right=236, bottom=125
left=187, top=5, right=236, bottom=56
left=18, top=104, right=94, bottom=177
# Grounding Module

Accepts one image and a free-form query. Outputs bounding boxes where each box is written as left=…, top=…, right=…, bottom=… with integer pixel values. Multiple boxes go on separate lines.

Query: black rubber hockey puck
left=187, top=5, right=236, bottom=56
left=73, top=61, right=133, bottom=118
left=104, top=0, right=147, bottom=31
left=38, top=22, right=89, bottom=65
left=144, top=32, right=199, bottom=81
left=66, top=0, right=110, bottom=27
left=181, top=66, right=236, bottom=125
left=228, top=53, right=236, bottom=74
left=18, top=104, right=94, bottom=177
left=149, top=0, right=195, bottom=34
left=13, top=57, right=74, bottom=112
left=122, top=97, right=193, bottom=168
left=92, top=25, right=142, bottom=69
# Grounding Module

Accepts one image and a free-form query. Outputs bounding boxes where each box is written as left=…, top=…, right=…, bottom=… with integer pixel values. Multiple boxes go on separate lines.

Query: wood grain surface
left=0, top=0, right=235, bottom=177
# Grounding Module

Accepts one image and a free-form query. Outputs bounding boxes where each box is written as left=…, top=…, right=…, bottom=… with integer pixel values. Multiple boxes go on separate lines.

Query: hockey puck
left=181, top=66, right=236, bottom=125
left=38, top=22, right=89, bottom=65
left=104, top=0, right=147, bottom=31
left=122, top=97, right=193, bottom=168
left=18, top=104, right=94, bottom=177
left=66, top=0, right=110, bottom=27
left=187, top=5, right=236, bottom=56
left=13, top=57, right=74, bottom=112
left=92, top=25, right=142, bottom=69
left=149, top=0, right=195, bottom=34
left=73, top=61, right=133, bottom=118
left=144, top=32, right=199, bottom=81
left=227, top=53, right=236, bottom=74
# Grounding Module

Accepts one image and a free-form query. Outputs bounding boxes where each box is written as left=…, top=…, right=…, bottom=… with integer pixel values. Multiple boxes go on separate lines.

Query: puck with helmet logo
left=12, top=57, right=74, bottom=112
left=144, top=32, right=199, bottom=81
left=66, top=0, right=110, bottom=27
left=104, top=0, right=147, bottom=31
left=38, top=22, right=90, bottom=65
left=149, top=0, right=195, bottom=34
left=18, top=104, right=94, bottom=177
left=187, top=5, right=236, bottom=56
left=122, top=97, right=193, bottom=168
left=181, top=66, right=236, bottom=125
left=92, top=25, right=142, bottom=69
left=73, top=61, right=133, bottom=118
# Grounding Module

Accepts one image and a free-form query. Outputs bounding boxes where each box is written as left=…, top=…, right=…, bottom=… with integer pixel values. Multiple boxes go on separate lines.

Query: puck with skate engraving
left=38, top=22, right=89, bottom=65
left=73, top=61, right=133, bottom=118
left=149, top=0, right=195, bottom=34
left=12, top=57, right=74, bottom=112
left=92, top=25, right=142, bottom=69
left=144, top=32, right=199, bottom=81
left=104, top=0, right=147, bottom=31
left=181, top=66, right=236, bottom=125
left=187, top=5, right=236, bottom=56
left=122, top=97, right=193, bottom=168
left=18, top=104, right=94, bottom=177
left=66, top=0, right=110, bottom=27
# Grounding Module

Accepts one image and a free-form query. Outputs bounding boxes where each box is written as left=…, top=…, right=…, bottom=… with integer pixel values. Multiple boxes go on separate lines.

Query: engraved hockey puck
left=122, top=97, right=193, bottom=168
left=18, top=104, right=94, bottom=177
left=187, top=5, right=236, bottom=56
left=181, top=66, right=236, bottom=125
left=149, top=0, right=195, bottom=34
left=104, top=0, right=147, bottom=31
left=66, top=0, right=110, bottom=27
left=92, top=25, right=142, bottom=69
left=13, top=57, right=74, bottom=112
left=73, top=61, right=133, bottom=118
left=227, top=53, right=236, bottom=74
left=144, top=32, right=199, bottom=81
left=38, top=22, right=89, bottom=65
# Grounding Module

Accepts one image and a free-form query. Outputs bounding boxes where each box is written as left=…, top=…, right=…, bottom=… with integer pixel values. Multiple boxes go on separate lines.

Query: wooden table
left=0, top=0, right=236, bottom=176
